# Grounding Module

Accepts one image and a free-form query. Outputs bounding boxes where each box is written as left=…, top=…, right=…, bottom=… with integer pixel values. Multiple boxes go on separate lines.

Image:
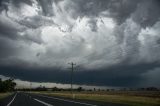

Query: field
left=30, top=91, right=160, bottom=106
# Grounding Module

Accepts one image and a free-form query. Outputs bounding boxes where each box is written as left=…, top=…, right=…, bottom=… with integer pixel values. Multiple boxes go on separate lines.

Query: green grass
left=0, top=92, right=12, bottom=100
left=30, top=91, right=160, bottom=106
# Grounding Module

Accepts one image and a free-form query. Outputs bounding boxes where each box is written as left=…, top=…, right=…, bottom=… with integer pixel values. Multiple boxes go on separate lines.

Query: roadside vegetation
left=28, top=87, right=160, bottom=106
left=0, top=92, right=13, bottom=100
left=0, top=79, right=158, bottom=106
left=0, top=78, right=16, bottom=100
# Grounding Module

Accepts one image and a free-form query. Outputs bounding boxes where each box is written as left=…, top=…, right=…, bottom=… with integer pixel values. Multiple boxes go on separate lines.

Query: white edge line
left=7, top=93, right=17, bottom=106
left=38, top=95, right=98, bottom=106
left=34, top=98, right=53, bottom=106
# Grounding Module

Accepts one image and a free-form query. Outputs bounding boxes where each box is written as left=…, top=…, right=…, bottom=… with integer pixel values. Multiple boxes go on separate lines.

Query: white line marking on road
left=34, top=98, right=54, bottom=106
left=7, top=93, right=17, bottom=106
left=38, top=95, right=98, bottom=106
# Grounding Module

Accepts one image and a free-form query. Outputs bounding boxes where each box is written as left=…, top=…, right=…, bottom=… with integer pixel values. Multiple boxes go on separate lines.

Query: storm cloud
left=0, top=0, right=160, bottom=87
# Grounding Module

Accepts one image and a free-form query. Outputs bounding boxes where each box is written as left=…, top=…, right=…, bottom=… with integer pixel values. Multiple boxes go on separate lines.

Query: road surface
left=0, top=92, right=128, bottom=106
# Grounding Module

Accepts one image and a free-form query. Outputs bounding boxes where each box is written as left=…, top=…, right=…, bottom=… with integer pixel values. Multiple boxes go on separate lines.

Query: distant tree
left=88, top=89, right=92, bottom=91
left=98, top=89, right=101, bottom=91
left=146, top=87, right=158, bottom=91
left=106, top=89, right=109, bottom=91
left=52, top=87, right=58, bottom=91
left=77, top=87, right=83, bottom=92
left=35, top=86, right=47, bottom=91
left=111, top=89, right=115, bottom=91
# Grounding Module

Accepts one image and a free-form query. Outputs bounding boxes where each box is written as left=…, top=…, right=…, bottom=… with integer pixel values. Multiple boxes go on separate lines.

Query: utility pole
left=30, top=82, right=32, bottom=90
left=68, top=62, right=76, bottom=95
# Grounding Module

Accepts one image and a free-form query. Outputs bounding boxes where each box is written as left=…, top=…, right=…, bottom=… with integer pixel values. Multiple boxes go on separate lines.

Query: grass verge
left=30, top=91, right=160, bottom=106
left=0, top=92, right=13, bottom=100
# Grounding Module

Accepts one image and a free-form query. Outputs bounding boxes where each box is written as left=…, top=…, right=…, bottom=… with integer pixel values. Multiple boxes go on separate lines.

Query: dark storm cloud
left=0, top=0, right=32, bottom=10
left=0, top=11, right=45, bottom=44
left=107, top=0, right=139, bottom=24
left=132, top=0, right=160, bottom=27
left=0, top=12, right=22, bottom=39
left=0, top=0, right=160, bottom=87
left=0, top=37, right=20, bottom=58
left=38, top=0, right=64, bottom=17
left=12, top=0, right=33, bottom=6
left=38, top=0, right=54, bottom=16
left=65, top=0, right=140, bottom=24
left=0, top=62, right=160, bottom=87
left=17, top=16, right=55, bottom=29
left=67, top=0, right=160, bottom=27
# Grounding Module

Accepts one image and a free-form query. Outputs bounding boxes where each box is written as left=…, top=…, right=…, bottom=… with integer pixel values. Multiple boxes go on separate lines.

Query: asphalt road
left=0, top=92, right=128, bottom=106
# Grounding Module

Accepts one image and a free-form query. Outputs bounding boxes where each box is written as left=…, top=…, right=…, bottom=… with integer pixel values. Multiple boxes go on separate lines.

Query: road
left=0, top=92, right=128, bottom=106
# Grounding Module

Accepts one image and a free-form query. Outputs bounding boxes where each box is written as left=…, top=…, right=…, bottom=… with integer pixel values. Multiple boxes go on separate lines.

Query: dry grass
left=31, top=91, right=160, bottom=106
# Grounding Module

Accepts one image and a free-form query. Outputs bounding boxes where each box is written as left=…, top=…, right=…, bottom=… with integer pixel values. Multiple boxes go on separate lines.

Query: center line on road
left=34, top=98, right=54, bottom=106
left=37, top=95, right=98, bottom=106
left=7, top=93, right=17, bottom=106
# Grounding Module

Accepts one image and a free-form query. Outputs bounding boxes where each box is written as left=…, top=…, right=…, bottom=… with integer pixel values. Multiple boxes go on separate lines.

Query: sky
left=0, top=0, right=160, bottom=88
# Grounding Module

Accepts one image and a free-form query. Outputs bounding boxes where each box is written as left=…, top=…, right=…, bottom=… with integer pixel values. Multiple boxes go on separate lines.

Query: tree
left=77, top=87, right=83, bottom=92
left=0, top=78, right=16, bottom=92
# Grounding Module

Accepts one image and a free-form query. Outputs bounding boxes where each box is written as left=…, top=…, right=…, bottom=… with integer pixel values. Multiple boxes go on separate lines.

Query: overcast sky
left=0, top=0, right=160, bottom=87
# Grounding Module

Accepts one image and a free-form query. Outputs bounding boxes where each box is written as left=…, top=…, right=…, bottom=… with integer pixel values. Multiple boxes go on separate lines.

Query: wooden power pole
left=68, top=62, right=76, bottom=95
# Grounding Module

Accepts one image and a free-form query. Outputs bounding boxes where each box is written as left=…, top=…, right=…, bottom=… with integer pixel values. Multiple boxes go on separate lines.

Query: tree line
left=0, top=78, right=16, bottom=92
